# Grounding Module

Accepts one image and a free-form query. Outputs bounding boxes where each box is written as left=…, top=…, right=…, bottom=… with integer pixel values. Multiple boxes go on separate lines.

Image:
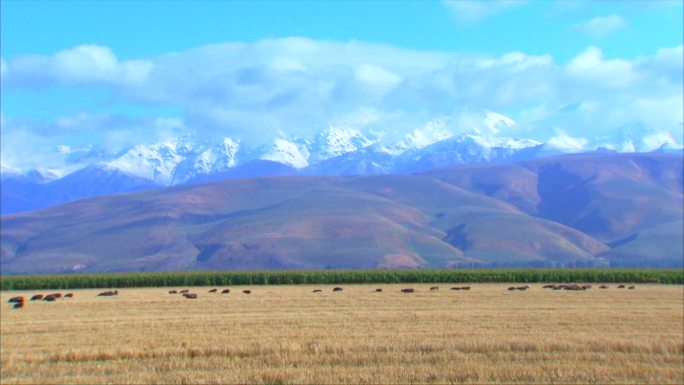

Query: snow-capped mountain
left=255, top=137, right=310, bottom=169
left=171, top=138, right=240, bottom=184
left=3, top=110, right=683, bottom=215
left=396, top=133, right=543, bottom=172
left=104, top=137, right=196, bottom=185
left=387, top=118, right=453, bottom=155
left=307, top=126, right=378, bottom=163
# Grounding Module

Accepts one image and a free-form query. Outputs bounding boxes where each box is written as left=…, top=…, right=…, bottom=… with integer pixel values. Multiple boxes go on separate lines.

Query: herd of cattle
left=6, top=284, right=637, bottom=309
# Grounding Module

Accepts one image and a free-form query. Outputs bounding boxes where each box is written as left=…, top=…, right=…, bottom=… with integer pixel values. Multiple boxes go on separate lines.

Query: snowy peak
left=308, top=126, right=376, bottom=163
left=483, top=110, right=516, bottom=135
left=258, top=138, right=309, bottom=169
left=388, top=118, right=453, bottom=155
left=172, top=138, right=240, bottom=184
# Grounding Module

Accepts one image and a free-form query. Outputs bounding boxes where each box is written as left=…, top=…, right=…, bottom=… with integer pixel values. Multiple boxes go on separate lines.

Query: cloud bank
left=1, top=38, right=682, bottom=169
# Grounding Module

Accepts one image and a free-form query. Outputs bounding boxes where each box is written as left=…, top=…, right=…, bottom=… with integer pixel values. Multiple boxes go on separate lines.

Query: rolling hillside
left=1, top=152, right=681, bottom=273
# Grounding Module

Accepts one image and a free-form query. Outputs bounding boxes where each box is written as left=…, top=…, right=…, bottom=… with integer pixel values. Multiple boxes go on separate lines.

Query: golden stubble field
left=1, top=284, right=683, bottom=384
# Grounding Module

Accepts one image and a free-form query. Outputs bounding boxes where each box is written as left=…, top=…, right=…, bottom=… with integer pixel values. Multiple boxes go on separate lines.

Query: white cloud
left=1, top=39, right=682, bottom=169
left=443, top=0, right=527, bottom=25
left=574, top=15, right=627, bottom=39
left=565, top=46, right=635, bottom=87
left=4, top=45, right=153, bottom=87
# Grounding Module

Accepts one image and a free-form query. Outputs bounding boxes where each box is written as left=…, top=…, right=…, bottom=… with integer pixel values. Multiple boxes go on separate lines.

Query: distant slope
left=1, top=153, right=681, bottom=273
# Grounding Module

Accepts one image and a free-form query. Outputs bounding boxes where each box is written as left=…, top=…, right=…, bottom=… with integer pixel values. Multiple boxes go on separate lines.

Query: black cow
left=332, top=287, right=343, bottom=292
left=401, top=288, right=415, bottom=293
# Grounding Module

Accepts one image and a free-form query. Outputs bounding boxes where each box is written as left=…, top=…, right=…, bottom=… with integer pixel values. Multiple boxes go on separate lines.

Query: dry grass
left=1, top=284, right=682, bottom=384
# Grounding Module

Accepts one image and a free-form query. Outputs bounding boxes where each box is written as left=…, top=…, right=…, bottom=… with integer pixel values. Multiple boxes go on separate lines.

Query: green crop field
left=1, top=268, right=682, bottom=290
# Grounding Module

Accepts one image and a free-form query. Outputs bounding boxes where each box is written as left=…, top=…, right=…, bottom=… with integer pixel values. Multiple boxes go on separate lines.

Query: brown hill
left=1, top=153, right=681, bottom=273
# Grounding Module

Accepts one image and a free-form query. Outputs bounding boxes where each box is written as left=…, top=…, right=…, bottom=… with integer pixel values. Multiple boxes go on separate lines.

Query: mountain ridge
left=2, top=152, right=681, bottom=274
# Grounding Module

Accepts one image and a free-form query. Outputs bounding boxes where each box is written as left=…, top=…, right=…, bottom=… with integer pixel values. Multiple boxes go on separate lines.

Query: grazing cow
left=312, top=289, right=322, bottom=293
left=560, top=284, right=583, bottom=291
left=617, top=284, right=625, bottom=289
left=451, top=287, right=461, bottom=291
left=599, top=285, right=608, bottom=289
left=30, top=294, right=44, bottom=301
left=516, top=286, right=528, bottom=291
left=64, top=293, right=74, bottom=298
left=182, top=293, right=198, bottom=299
left=460, top=286, right=471, bottom=290
left=508, top=287, right=517, bottom=291
left=208, top=288, right=217, bottom=293
left=51, top=293, right=62, bottom=298
left=628, top=285, right=636, bottom=290
left=13, top=302, right=24, bottom=309
left=221, top=289, right=231, bottom=294
left=8, top=296, right=24, bottom=303
left=243, top=290, right=252, bottom=294
left=168, top=290, right=178, bottom=294
left=97, top=290, right=118, bottom=296
left=401, top=288, right=415, bottom=293
left=332, top=287, right=343, bottom=292
left=43, top=295, right=57, bottom=301
left=375, top=288, right=383, bottom=292
left=429, top=286, right=439, bottom=291
left=179, top=289, right=190, bottom=294
left=581, top=285, right=592, bottom=290
left=542, top=284, right=555, bottom=289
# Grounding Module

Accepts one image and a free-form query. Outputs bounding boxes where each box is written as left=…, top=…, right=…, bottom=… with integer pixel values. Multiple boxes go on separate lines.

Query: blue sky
left=1, top=0, right=683, bottom=169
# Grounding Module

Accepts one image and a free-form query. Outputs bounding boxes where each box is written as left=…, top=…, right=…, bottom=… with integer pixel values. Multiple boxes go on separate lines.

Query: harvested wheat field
left=1, top=284, right=683, bottom=384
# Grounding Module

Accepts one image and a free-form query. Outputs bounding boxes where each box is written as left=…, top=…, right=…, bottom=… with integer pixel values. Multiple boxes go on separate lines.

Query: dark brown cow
left=429, top=286, right=439, bottom=291
left=559, top=284, right=583, bottom=291
left=617, top=284, right=625, bottom=289
left=401, top=288, right=415, bottom=293
left=30, top=294, right=44, bottom=301
left=97, top=290, right=118, bottom=296
left=208, top=288, right=218, bottom=293
left=51, top=293, right=63, bottom=298
left=581, top=285, right=592, bottom=290
left=64, top=293, right=74, bottom=298
left=43, top=295, right=57, bottom=301
left=179, top=289, right=190, bottom=294
left=312, top=289, right=322, bottom=293
left=451, top=287, right=461, bottom=291
left=168, top=290, right=178, bottom=294
left=599, top=285, right=608, bottom=289
left=542, top=284, right=555, bottom=289
left=508, top=287, right=517, bottom=291
left=8, top=296, right=24, bottom=303
left=460, top=286, right=471, bottom=290
left=375, top=288, right=383, bottom=292
left=243, top=290, right=252, bottom=294
left=516, top=286, right=528, bottom=291
left=628, top=285, right=636, bottom=290
left=13, top=302, right=24, bottom=309
left=332, top=287, right=343, bottom=292
left=182, top=293, right=198, bottom=299
left=221, top=289, right=231, bottom=294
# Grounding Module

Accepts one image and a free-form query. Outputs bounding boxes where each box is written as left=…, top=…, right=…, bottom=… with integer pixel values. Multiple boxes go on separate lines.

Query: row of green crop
left=1, top=269, right=682, bottom=290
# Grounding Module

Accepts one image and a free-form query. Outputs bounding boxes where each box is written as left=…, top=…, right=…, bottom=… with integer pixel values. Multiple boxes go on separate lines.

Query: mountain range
left=1, top=152, right=682, bottom=274
left=2, top=111, right=682, bottom=215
